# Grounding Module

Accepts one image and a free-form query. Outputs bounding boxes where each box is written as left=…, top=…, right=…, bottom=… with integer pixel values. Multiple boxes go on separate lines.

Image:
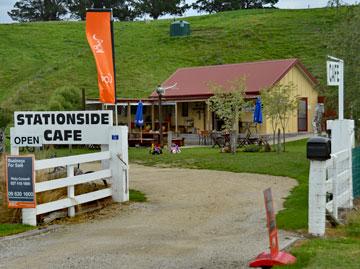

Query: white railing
left=36, top=152, right=112, bottom=215
left=325, top=149, right=352, bottom=219
left=22, top=151, right=116, bottom=226
left=308, top=148, right=353, bottom=236
left=17, top=126, right=129, bottom=226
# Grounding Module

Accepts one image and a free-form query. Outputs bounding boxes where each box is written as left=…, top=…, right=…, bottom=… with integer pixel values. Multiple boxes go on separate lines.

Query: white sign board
left=327, top=61, right=341, bottom=86
left=11, top=111, right=113, bottom=146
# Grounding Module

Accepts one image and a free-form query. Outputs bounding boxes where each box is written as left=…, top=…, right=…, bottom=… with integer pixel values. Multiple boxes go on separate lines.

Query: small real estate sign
left=10, top=110, right=113, bottom=147
left=263, top=188, right=279, bottom=258
left=5, top=155, right=36, bottom=208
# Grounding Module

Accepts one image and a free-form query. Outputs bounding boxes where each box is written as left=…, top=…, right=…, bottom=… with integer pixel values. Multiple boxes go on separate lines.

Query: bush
left=48, top=86, right=82, bottom=111
left=243, top=144, right=261, bottom=152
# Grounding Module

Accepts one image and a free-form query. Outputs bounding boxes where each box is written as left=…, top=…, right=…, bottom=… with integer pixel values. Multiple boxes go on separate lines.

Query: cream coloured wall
left=177, top=101, right=206, bottom=132
left=173, top=65, right=318, bottom=134
left=264, top=65, right=318, bottom=134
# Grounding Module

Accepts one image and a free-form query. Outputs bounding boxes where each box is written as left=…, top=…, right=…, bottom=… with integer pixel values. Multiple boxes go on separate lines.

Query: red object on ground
left=249, top=188, right=296, bottom=268
left=249, top=251, right=296, bottom=267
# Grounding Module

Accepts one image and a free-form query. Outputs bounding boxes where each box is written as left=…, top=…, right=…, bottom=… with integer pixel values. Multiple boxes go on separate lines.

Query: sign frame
left=327, top=56, right=344, bottom=120
left=5, top=154, right=36, bottom=209
left=263, top=188, right=279, bottom=258
left=11, top=110, right=113, bottom=147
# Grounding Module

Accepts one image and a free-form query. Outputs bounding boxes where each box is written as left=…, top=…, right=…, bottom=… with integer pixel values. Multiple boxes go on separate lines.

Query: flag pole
left=110, top=8, right=118, bottom=126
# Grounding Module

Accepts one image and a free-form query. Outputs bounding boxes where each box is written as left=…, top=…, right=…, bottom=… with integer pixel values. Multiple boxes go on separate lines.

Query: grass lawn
left=0, top=224, right=35, bottom=237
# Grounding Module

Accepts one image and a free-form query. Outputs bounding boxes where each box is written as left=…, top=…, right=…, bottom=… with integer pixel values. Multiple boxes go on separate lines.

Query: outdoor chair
left=198, top=130, right=210, bottom=145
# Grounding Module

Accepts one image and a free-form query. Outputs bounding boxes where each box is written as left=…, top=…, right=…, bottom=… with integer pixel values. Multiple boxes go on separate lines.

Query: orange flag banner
left=86, top=9, right=116, bottom=104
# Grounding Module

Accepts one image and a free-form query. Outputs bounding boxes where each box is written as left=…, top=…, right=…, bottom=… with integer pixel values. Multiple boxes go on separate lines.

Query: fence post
left=109, top=126, right=129, bottom=202
left=168, top=131, right=173, bottom=150
left=332, top=156, right=339, bottom=220
left=67, top=165, right=75, bottom=217
left=308, top=160, right=327, bottom=236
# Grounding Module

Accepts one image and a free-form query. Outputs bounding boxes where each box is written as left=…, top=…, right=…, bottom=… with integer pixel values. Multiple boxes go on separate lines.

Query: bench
left=171, top=138, right=185, bottom=147
left=128, top=138, right=156, bottom=147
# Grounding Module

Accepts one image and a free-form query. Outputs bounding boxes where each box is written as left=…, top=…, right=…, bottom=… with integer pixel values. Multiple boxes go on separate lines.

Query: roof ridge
left=175, top=58, right=298, bottom=72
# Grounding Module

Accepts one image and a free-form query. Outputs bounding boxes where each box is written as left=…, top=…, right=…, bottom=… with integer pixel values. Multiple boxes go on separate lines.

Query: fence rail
left=325, top=149, right=352, bottom=219
left=23, top=151, right=115, bottom=225
left=309, top=148, right=353, bottom=236
left=36, top=188, right=112, bottom=215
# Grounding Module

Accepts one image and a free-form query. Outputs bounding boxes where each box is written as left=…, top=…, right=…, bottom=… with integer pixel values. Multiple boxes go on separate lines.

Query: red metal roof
left=149, top=59, right=318, bottom=100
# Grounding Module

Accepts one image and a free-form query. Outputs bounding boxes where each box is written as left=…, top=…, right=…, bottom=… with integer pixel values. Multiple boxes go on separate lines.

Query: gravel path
left=0, top=164, right=297, bottom=269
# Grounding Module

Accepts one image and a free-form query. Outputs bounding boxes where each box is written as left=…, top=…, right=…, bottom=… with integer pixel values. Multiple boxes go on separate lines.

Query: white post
left=332, top=156, right=339, bottom=219
left=308, top=160, right=328, bottom=236
left=115, top=103, right=119, bottom=126
left=109, top=126, right=129, bottom=202
left=67, top=165, right=75, bottom=217
left=338, top=61, right=344, bottom=120
left=168, top=131, right=173, bottom=150
left=11, top=146, right=37, bottom=226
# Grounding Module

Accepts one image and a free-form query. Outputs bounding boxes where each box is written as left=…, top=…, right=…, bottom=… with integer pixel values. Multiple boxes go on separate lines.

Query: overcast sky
left=0, top=0, right=358, bottom=23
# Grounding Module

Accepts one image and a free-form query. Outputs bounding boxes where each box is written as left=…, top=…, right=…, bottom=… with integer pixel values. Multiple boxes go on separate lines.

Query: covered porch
left=86, top=98, right=267, bottom=146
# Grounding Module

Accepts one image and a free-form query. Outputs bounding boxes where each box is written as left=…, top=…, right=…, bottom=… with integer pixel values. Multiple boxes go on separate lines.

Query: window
left=181, top=103, right=189, bottom=117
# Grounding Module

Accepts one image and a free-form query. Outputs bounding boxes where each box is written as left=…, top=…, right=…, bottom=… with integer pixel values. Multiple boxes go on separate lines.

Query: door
left=298, top=98, right=308, bottom=132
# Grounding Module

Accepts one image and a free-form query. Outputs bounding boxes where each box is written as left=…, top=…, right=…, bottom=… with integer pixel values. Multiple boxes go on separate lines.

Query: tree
left=261, top=89, right=279, bottom=148
left=326, top=4, right=360, bottom=138
left=207, top=79, right=246, bottom=153
left=327, top=0, right=345, bottom=8
left=132, top=0, right=188, bottom=20
left=261, top=83, right=298, bottom=152
left=67, top=0, right=138, bottom=21
left=192, top=0, right=278, bottom=14
left=8, top=0, right=68, bottom=22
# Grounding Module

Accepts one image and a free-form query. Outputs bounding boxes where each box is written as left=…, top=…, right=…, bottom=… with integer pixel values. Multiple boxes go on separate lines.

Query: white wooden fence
left=308, top=119, right=355, bottom=236
left=325, top=149, right=353, bottom=217
left=309, top=149, right=352, bottom=236
left=12, top=126, right=129, bottom=226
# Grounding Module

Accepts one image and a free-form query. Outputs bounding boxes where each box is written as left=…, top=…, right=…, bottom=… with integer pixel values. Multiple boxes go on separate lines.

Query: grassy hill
left=0, top=8, right=345, bottom=112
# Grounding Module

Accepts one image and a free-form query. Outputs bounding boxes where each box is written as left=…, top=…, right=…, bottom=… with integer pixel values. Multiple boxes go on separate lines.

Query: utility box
left=307, top=137, right=331, bottom=161
left=170, top=20, right=190, bottom=37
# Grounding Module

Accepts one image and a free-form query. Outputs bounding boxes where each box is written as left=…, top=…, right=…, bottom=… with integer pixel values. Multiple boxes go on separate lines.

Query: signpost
left=264, top=188, right=279, bottom=258
left=5, top=155, right=36, bottom=208
left=10, top=111, right=113, bottom=147
left=249, top=188, right=296, bottom=268
left=327, top=56, right=344, bottom=120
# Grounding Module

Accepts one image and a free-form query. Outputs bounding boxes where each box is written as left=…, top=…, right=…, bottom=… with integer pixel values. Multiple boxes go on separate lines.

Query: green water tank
left=170, top=20, right=191, bottom=37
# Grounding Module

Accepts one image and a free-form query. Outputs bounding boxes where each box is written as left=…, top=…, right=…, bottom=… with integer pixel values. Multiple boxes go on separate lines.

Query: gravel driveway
left=0, top=164, right=297, bottom=269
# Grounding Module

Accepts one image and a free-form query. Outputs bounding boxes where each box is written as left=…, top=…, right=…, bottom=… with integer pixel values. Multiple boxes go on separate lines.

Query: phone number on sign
left=8, top=191, right=33, bottom=197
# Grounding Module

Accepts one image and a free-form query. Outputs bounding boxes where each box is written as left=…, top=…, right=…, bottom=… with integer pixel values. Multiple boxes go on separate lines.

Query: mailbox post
left=307, top=137, right=331, bottom=236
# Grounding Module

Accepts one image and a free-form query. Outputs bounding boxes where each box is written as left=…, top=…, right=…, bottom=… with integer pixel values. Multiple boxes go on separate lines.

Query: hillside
left=0, top=8, right=344, bottom=112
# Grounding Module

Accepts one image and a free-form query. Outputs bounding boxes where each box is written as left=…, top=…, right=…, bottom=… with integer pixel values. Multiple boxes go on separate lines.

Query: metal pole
left=159, top=93, right=163, bottom=147
left=115, top=103, right=119, bottom=126
left=339, top=61, right=344, bottom=120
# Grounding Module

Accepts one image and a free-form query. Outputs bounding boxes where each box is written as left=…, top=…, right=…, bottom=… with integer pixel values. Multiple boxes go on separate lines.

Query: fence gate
left=352, top=147, right=360, bottom=198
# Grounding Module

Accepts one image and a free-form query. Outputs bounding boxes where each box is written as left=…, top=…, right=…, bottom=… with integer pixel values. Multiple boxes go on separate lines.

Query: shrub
left=243, top=144, right=261, bottom=152
left=48, top=86, right=82, bottom=111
